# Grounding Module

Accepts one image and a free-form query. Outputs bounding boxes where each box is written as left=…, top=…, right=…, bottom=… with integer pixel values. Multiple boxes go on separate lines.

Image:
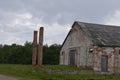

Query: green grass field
left=0, top=64, right=120, bottom=80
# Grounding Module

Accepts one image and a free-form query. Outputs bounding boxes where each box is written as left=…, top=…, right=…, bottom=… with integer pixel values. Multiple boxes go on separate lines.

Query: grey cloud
left=1, top=0, right=120, bottom=24
left=0, top=0, right=120, bottom=45
left=27, top=0, right=120, bottom=23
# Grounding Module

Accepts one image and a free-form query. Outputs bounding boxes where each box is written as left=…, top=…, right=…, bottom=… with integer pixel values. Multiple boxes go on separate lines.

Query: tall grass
left=0, top=64, right=119, bottom=80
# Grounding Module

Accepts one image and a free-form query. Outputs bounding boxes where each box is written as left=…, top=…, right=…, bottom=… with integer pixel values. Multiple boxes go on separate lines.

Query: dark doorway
left=69, top=49, right=76, bottom=65
left=101, top=55, right=108, bottom=72
left=62, top=52, right=65, bottom=64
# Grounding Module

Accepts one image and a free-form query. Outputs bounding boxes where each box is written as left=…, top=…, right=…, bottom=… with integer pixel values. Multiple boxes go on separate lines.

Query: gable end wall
left=60, top=23, right=93, bottom=67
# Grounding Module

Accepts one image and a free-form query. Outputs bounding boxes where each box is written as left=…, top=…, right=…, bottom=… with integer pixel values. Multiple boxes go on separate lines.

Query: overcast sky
left=0, top=0, right=120, bottom=45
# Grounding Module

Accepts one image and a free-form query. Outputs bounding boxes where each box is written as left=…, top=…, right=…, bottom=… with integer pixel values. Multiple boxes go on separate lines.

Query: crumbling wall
left=93, top=46, right=120, bottom=73
left=60, top=23, right=93, bottom=67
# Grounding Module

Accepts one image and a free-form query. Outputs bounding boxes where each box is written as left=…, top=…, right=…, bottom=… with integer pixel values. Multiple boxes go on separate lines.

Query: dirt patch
left=0, top=75, right=18, bottom=80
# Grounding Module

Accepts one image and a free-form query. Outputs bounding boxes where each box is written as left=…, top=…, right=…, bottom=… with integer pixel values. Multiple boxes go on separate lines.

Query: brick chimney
left=32, top=31, right=38, bottom=66
left=38, top=27, right=44, bottom=68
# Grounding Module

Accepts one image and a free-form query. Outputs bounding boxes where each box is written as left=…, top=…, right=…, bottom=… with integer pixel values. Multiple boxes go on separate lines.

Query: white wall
left=60, top=23, right=93, bottom=67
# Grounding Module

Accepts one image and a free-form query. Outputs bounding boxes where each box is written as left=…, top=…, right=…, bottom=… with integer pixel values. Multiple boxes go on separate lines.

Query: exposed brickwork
left=60, top=21, right=120, bottom=74
left=32, top=31, right=38, bottom=66
left=38, top=27, right=44, bottom=68
left=93, top=46, right=120, bottom=73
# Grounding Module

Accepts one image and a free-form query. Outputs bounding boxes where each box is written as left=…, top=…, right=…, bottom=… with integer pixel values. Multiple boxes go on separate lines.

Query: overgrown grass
left=42, top=65, right=92, bottom=70
left=0, top=64, right=120, bottom=80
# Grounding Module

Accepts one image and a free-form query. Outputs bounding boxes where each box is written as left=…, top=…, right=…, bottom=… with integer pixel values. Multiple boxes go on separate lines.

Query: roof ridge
left=76, top=21, right=120, bottom=28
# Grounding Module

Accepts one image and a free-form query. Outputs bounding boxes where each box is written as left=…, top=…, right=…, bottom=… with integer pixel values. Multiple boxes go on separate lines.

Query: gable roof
left=77, top=21, right=120, bottom=47
left=61, top=21, right=120, bottom=49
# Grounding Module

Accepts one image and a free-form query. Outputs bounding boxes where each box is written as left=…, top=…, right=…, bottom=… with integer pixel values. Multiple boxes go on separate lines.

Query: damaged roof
left=77, top=21, right=120, bottom=47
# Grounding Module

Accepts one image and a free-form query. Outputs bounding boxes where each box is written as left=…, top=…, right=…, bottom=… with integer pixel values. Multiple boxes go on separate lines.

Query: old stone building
left=60, top=21, right=120, bottom=73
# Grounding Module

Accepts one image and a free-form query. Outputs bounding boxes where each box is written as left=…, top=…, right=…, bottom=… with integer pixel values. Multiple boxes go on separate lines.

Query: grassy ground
left=0, top=64, right=120, bottom=80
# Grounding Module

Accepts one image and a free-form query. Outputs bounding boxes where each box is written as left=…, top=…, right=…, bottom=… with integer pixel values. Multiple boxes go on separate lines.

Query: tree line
left=0, top=41, right=61, bottom=65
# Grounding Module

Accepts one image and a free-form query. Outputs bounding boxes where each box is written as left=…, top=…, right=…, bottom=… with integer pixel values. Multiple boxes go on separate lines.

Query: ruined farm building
left=60, top=21, right=120, bottom=73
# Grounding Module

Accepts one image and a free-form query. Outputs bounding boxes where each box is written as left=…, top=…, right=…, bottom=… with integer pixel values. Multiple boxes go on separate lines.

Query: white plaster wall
left=60, top=23, right=93, bottom=67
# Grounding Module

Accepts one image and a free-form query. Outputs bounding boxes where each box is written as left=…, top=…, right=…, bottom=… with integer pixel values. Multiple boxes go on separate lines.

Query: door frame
left=69, top=49, right=76, bottom=66
left=101, top=55, right=108, bottom=72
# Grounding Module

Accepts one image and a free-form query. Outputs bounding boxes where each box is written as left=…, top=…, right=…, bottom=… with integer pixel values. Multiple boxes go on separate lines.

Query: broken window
left=89, top=48, right=93, bottom=53
left=119, top=50, right=120, bottom=55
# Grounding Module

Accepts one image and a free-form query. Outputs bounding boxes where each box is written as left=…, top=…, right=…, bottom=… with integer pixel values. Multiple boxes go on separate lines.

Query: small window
left=119, top=50, right=120, bottom=55
left=89, top=48, right=93, bottom=53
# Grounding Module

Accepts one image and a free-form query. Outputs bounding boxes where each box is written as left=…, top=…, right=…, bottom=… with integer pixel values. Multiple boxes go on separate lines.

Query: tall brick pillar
left=38, top=27, right=44, bottom=68
left=32, top=31, right=38, bottom=66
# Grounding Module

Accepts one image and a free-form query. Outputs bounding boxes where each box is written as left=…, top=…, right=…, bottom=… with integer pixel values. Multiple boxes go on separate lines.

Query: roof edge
left=60, top=21, right=77, bottom=51
left=76, top=21, right=120, bottom=27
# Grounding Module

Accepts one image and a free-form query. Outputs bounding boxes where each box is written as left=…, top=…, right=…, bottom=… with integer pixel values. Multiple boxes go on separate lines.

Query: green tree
left=43, top=44, right=60, bottom=64
left=0, top=42, right=60, bottom=65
